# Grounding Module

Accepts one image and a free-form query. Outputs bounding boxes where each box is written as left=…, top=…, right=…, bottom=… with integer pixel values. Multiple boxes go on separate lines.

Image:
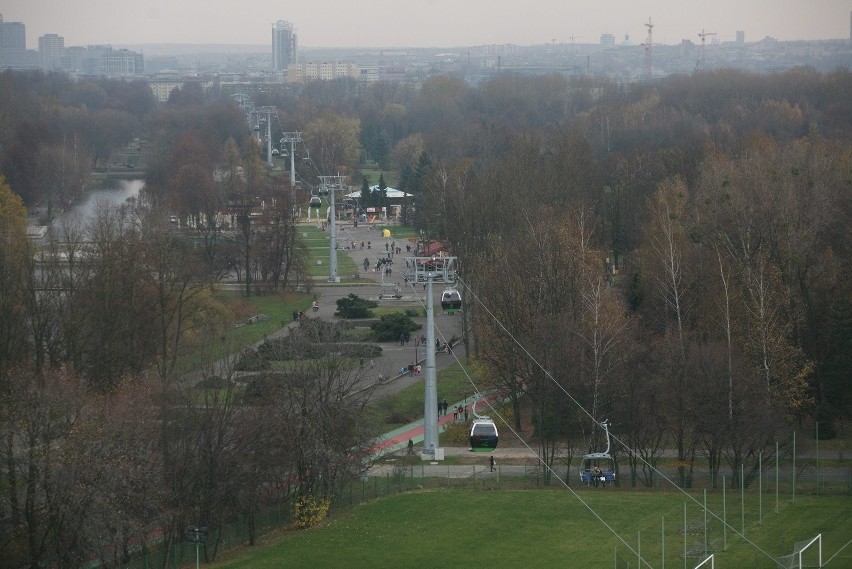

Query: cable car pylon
left=405, top=255, right=458, bottom=461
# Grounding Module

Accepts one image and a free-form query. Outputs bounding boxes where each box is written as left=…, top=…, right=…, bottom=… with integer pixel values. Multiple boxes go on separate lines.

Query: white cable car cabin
left=440, top=288, right=462, bottom=313
left=580, top=420, right=616, bottom=486
left=468, top=397, right=498, bottom=452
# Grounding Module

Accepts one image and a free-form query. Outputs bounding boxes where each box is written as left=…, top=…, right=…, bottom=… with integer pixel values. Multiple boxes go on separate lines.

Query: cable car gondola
left=580, top=420, right=616, bottom=487
left=309, top=196, right=321, bottom=208
left=440, top=288, right=462, bottom=313
left=469, top=397, right=498, bottom=452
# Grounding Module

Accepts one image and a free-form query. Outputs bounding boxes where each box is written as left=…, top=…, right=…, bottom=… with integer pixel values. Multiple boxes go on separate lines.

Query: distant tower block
left=272, top=20, right=297, bottom=71
left=736, top=30, right=745, bottom=44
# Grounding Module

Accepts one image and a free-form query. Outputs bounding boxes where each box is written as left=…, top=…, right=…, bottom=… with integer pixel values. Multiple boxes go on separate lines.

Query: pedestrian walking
left=490, top=455, right=496, bottom=472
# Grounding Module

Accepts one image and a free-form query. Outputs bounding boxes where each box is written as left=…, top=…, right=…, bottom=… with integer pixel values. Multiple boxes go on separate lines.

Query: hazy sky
left=4, top=0, right=851, bottom=49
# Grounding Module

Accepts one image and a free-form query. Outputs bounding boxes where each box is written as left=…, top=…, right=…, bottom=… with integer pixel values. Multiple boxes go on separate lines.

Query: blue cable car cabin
left=469, top=419, right=498, bottom=452
left=580, top=452, right=616, bottom=486
left=579, top=419, right=616, bottom=486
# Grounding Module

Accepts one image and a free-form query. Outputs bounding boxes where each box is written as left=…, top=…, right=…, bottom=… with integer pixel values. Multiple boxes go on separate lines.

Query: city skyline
left=4, top=0, right=851, bottom=50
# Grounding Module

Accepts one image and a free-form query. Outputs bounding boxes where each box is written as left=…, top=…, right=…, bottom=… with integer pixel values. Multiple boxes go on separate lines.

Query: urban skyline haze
left=4, top=0, right=851, bottom=50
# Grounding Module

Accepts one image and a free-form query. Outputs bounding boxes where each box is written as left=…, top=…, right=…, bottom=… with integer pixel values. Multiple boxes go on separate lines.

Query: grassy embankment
left=205, top=489, right=851, bottom=568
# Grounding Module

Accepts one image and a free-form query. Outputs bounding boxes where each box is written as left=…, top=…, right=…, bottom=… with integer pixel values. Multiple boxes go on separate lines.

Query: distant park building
left=272, top=20, right=297, bottom=72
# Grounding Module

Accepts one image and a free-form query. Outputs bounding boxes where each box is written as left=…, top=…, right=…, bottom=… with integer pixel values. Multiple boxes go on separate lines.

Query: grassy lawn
left=206, top=490, right=851, bottom=568
left=359, top=168, right=399, bottom=188
left=299, top=225, right=359, bottom=278
left=164, top=289, right=311, bottom=376
left=366, top=359, right=478, bottom=431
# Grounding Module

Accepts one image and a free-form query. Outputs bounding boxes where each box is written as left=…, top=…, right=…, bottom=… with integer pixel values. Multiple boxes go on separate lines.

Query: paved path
left=307, top=220, right=465, bottom=398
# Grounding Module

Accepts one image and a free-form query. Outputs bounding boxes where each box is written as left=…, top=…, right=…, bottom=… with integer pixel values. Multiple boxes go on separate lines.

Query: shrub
left=336, top=293, right=378, bottom=318
left=370, top=312, right=422, bottom=342
left=234, top=349, right=270, bottom=371
left=294, top=496, right=330, bottom=528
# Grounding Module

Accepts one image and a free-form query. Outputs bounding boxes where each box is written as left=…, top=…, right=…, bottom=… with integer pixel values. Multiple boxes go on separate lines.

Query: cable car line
left=454, top=275, right=785, bottom=567
left=401, top=278, right=655, bottom=568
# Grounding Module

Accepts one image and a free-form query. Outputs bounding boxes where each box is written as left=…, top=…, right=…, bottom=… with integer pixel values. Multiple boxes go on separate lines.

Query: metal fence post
left=722, top=474, right=727, bottom=551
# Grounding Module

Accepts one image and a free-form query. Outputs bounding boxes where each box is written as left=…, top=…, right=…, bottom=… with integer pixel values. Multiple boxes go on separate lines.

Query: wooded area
left=0, top=66, right=849, bottom=567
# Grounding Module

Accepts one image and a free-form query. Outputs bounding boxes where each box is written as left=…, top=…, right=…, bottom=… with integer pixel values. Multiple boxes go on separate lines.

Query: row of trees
left=0, top=326, right=375, bottom=568
left=419, top=129, right=849, bottom=486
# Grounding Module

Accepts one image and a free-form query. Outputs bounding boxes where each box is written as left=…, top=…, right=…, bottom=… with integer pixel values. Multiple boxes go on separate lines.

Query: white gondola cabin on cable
left=468, top=396, right=498, bottom=452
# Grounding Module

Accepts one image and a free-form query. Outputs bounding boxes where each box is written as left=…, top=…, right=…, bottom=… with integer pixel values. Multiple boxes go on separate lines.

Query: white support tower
left=257, top=106, right=277, bottom=167
left=280, top=131, right=302, bottom=188
left=405, top=256, right=458, bottom=461
left=319, top=175, right=347, bottom=283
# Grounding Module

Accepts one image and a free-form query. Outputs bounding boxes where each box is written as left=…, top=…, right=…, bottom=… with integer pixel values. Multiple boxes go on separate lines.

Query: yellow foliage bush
left=294, top=496, right=331, bottom=529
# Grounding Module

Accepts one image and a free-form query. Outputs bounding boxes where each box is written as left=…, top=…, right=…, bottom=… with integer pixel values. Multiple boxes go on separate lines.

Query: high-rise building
left=272, top=20, right=297, bottom=71
left=736, top=30, right=745, bottom=44
left=39, top=33, right=64, bottom=70
left=0, top=14, right=26, bottom=50
left=0, top=14, right=37, bottom=69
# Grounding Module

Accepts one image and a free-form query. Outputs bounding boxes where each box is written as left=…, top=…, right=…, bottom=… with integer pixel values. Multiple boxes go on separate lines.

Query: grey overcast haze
left=4, top=0, right=851, bottom=49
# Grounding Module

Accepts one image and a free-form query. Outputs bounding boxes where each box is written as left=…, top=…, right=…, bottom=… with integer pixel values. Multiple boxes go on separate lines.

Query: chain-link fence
left=113, top=447, right=848, bottom=569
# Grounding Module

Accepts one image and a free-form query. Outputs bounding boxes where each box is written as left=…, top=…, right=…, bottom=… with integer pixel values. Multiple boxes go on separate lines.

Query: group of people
left=400, top=363, right=422, bottom=376
left=452, top=405, right=469, bottom=422
left=435, top=399, right=469, bottom=422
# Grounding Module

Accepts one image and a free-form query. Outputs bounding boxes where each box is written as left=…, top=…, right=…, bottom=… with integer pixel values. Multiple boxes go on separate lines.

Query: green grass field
left=205, top=489, right=851, bottom=568
left=299, top=225, right=360, bottom=279
left=366, top=359, right=477, bottom=430
left=359, top=168, right=399, bottom=188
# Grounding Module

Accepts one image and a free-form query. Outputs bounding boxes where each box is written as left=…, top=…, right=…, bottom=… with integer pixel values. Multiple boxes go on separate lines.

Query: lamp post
left=187, top=526, right=207, bottom=569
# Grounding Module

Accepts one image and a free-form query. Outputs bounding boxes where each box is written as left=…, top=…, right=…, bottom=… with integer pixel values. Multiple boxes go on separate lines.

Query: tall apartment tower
left=272, top=20, right=297, bottom=71
left=39, top=33, right=64, bottom=70
left=0, top=14, right=26, bottom=50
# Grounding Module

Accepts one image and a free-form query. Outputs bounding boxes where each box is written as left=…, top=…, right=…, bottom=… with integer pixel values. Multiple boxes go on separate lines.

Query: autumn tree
left=0, top=175, right=33, bottom=367
left=266, top=320, right=377, bottom=498
left=301, top=110, right=361, bottom=178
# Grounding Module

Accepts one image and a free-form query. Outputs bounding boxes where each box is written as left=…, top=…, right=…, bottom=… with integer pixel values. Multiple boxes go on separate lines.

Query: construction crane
left=697, top=28, right=717, bottom=70
left=642, top=17, right=654, bottom=82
